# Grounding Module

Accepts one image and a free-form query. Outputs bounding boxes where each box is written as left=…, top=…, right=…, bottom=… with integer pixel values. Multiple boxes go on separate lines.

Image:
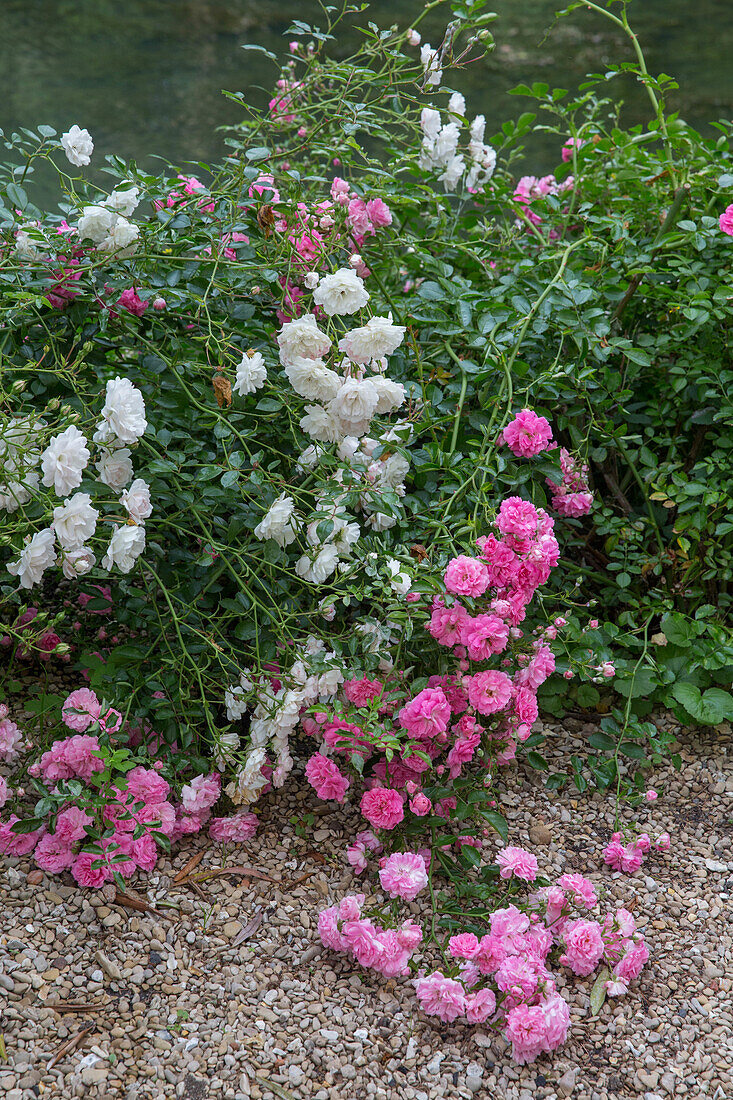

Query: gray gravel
left=1, top=713, right=732, bottom=1099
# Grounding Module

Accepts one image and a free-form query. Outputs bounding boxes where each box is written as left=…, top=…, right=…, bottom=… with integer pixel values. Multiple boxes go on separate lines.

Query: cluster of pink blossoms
left=547, top=448, right=593, bottom=517
left=318, top=893, right=423, bottom=979
left=512, top=174, right=574, bottom=231
left=0, top=689, right=260, bottom=887
left=603, top=829, right=669, bottom=873
left=502, top=409, right=553, bottom=458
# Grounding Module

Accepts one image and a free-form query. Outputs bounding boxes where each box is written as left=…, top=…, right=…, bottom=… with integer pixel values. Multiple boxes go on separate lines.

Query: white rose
left=299, top=404, right=343, bottom=444
left=100, top=216, right=140, bottom=256
left=254, top=493, right=298, bottom=548
left=96, top=447, right=133, bottom=490
left=421, top=108, right=442, bottom=141
left=448, top=92, right=466, bottom=117
left=52, top=492, right=98, bottom=549
left=439, top=154, right=466, bottom=191
left=420, top=43, right=443, bottom=87
left=378, top=452, right=410, bottom=488
left=104, top=186, right=141, bottom=216
left=328, top=377, right=379, bottom=437
left=7, top=528, right=56, bottom=589
left=120, top=478, right=152, bottom=523
left=102, top=524, right=146, bottom=573
left=295, top=444, right=322, bottom=472
left=338, top=314, right=406, bottom=365
left=285, top=357, right=341, bottom=403
left=387, top=558, right=412, bottom=596
left=371, top=375, right=406, bottom=415
left=295, top=543, right=340, bottom=584
left=277, top=314, right=331, bottom=367
left=61, top=545, right=96, bottom=580
left=97, top=377, right=147, bottom=444
left=40, top=425, right=90, bottom=496
left=304, top=272, right=319, bottom=289
left=61, top=125, right=94, bottom=167
left=77, top=205, right=114, bottom=244
left=235, top=350, right=267, bottom=396
left=313, top=269, right=370, bottom=317
left=365, top=510, right=398, bottom=531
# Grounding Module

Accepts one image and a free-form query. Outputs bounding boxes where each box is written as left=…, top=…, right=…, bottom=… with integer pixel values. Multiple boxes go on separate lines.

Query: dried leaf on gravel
left=254, top=1076, right=298, bottom=1100
left=231, top=907, right=264, bottom=946
left=590, top=967, right=609, bottom=1016
left=48, top=1002, right=107, bottom=1015
left=173, top=850, right=206, bottom=883
left=191, top=866, right=279, bottom=884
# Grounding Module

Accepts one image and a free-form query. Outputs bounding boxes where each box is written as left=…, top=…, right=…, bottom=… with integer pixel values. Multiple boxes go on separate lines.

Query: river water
left=1, top=0, right=731, bottom=182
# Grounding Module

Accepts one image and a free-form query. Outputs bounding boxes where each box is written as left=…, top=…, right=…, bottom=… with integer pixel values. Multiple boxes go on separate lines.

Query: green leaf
left=671, top=682, right=733, bottom=724
left=590, top=967, right=609, bottom=1016
left=588, top=731, right=615, bottom=751
left=481, top=810, right=508, bottom=844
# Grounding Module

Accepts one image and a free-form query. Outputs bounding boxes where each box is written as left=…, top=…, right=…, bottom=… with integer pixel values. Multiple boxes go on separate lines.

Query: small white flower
left=96, top=377, right=147, bottom=444
left=285, top=357, right=341, bottom=403
left=420, top=43, right=442, bottom=87
left=295, top=443, right=322, bottom=472
left=7, top=528, right=56, bottom=588
left=61, top=125, right=94, bottom=167
left=102, top=524, right=146, bottom=573
left=338, top=315, right=406, bottom=365
left=120, top=478, right=152, bottom=523
left=254, top=493, right=299, bottom=548
left=277, top=314, right=331, bottom=367
left=387, top=558, right=412, bottom=596
left=406, top=28, right=421, bottom=46
left=439, top=154, right=466, bottom=191
left=299, top=404, right=343, bottom=444
left=378, top=452, right=410, bottom=488
left=99, top=216, right=140, bottom=256
left=371, top=375, right=406, bottom=415
left=328, top=377, right=380, bottom=437
left=295, top=543, right=340, bottom=584
left=104, top=186, right=141, bottom=216
left=77, top=205, right=114, bottom=244
left=61, top=545, right=96, bottom=580
left=313, top=269, right=370, bottom=317
left=40, top=425, right=90, bottom=496
left=448, top=92, right=466, bottom=117
left=52, top=492, right=98, bottom=549
left=304, top=271, right=319, bottom=289
left=235, top=350, right=267, bottom=396
left=96, top=447, right=133, bottom=490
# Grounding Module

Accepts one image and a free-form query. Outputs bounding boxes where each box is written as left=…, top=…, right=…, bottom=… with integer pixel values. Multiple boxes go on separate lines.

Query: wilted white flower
left=120, top=478, right=152, bottom=523
left=420, top=43, right=442, bottom=87
left=14, top=229, right=40, bottom=260
left=102, top=524, right=146, bottom=573
left=304, top=271, right=319, bottom=289
left=60, top=545, right=96, bottom=580
left=277, top=313, right=331, bottom=366
left=104, top=186, right=141, bottom=216
left=254, top=493, right=299, bottom=548
left=77, top=205, right=115, bottom=244
left=299, top=404, right=343, bottom=444
left=387, top=558, right=412, bottom=595
left=95, top=446, right=133, bottom=490
left=40, top=425, right=90, bottom=496
left=225, top=670, right=255, bottom=722
left=371, top=376, right=406, bottom=415
left=235, top=350, right=267, bottom=396
left=313, top=269, right=369, bottom=317
left=406, top=28, right=421, bottom=46
left=328, top=377, right=379, bottom=436
left=295, top=443, right=322, bottom=472
left=7, top=528, right=56, bottom=588
left=61, top=125, right=94, bottom=167
left=338, top=315, right=406, bottom=365
left=52, top=492, right=98, bottom=549
left=285, top=357, right=341, bottom=403
left=96, top=377, right=147, bottom=444
left=378, top=452, right=410, bottom=488
left=295, top=543, right=340, bottom=584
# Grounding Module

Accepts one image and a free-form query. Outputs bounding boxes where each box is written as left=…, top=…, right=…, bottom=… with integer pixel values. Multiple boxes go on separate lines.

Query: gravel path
left=1, top=715, right=732, bottom=1100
